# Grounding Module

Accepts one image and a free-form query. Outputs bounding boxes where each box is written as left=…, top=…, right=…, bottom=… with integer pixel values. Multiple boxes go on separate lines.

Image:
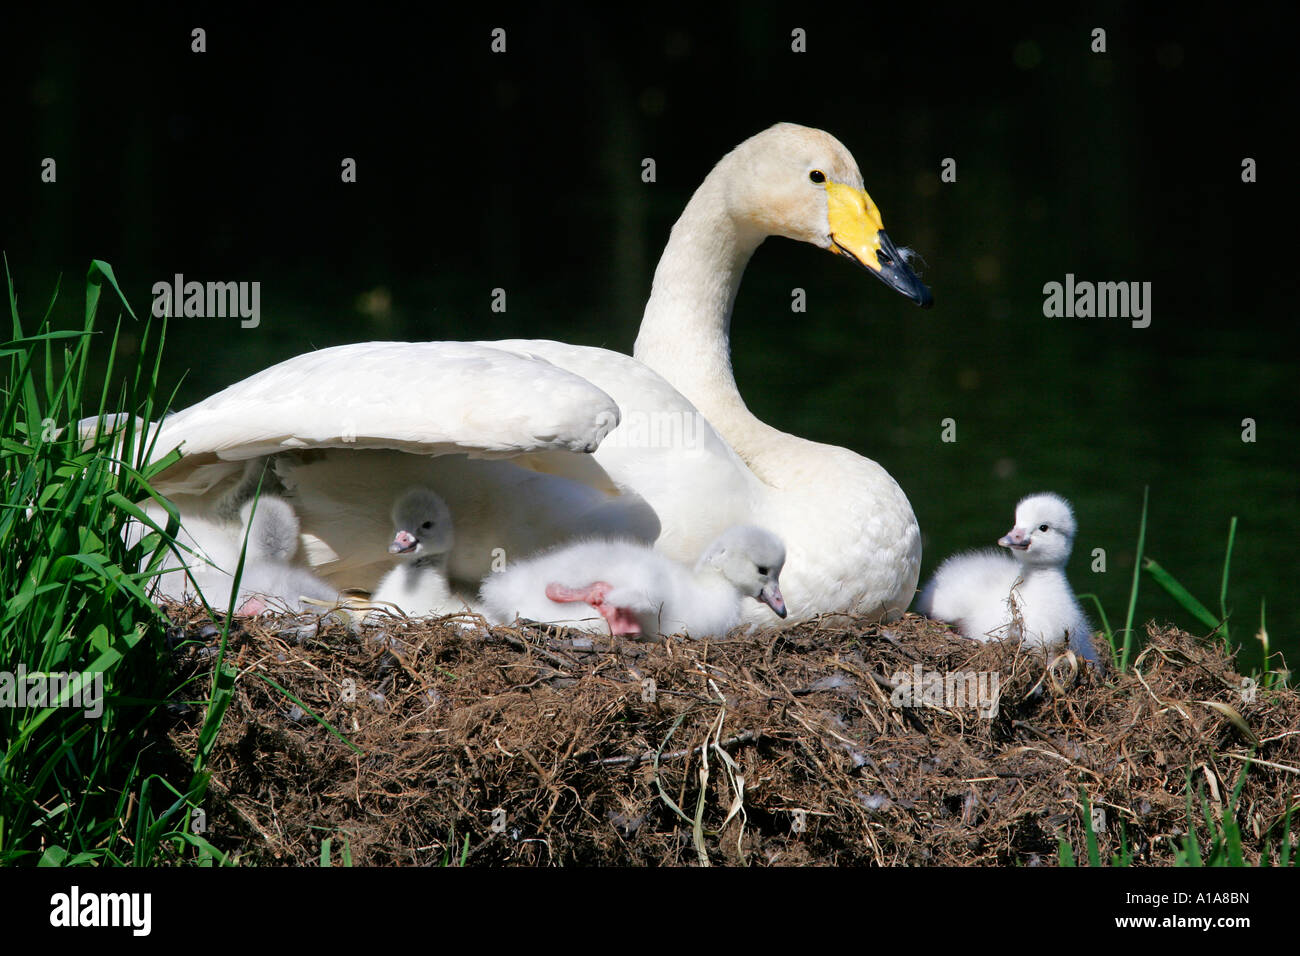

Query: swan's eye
left=809, top=170, right=826, bottom=184
left=1038, top=524, right=1049, bottom=532
left=757, top=566, right=770, bottom=576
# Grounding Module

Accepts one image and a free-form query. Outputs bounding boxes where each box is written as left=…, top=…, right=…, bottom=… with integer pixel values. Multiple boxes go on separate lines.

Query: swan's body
left=915, top=493, right=1099, bottom=663
left=368, top=487, right=465, bottom=618
left=143, top=124, right=931, bottom=625
left=480, top=525, right=787, bottom=638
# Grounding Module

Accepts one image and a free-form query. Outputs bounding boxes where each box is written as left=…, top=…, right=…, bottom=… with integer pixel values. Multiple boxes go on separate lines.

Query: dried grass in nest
left=157, top=603, right=1300, bottom=866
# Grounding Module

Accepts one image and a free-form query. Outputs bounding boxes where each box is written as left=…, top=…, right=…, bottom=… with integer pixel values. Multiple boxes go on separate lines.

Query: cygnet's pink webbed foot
left=236, top=595, right=268, bottom=616
left=545, top=581, right=642, bottom=635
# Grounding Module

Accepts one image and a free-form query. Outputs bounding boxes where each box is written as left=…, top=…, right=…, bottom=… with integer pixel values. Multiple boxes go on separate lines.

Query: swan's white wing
left=150, top=341, right=620, bottom=497
left=485, top=340, right=760, bottom=562
left=143, top=339, right=684, bottom=589
left=158, top=341, right=619, bottom=459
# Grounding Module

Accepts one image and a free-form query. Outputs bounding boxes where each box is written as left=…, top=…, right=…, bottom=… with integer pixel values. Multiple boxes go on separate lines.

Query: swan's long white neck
left=633, top=171, right=795, bottom=479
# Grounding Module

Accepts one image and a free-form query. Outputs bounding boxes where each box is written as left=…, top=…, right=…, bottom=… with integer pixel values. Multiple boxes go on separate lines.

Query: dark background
left=3, top=3, right=1295, bottom=666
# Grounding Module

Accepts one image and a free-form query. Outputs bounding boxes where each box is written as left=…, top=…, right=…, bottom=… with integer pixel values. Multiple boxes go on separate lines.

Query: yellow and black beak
left=826, top=181, right=933, bottom=308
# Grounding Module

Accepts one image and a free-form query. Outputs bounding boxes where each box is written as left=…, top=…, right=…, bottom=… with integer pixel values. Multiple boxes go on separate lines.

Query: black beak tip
left=874, top=263, right=933, bottom=309
left=867, top=230, right=933, bottom=309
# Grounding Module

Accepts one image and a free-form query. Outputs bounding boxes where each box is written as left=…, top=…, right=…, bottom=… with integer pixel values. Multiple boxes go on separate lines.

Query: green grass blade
left=1058, top=836, right=1076, bottom=867
left=1281, top=804, right=1294, bottom=866
left=1219, top=517, right=1237, bottom=648
left=1143, top=558, right=1220, bottom=632
left=252, top=672, right=364, bottom=756
left=1081, top=789, right=1101, bottom=866
left=85, top=259, right=138, bottom=323
left=1121, top=486, right=1149, bottom=671
left=195, top=663, right=238, bottom=773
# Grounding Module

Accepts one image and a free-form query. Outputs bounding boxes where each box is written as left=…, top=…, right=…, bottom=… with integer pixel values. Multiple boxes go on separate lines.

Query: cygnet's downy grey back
left=233, top=496, right=335, bottom=613
left=240, top=497, right=301, bottom=563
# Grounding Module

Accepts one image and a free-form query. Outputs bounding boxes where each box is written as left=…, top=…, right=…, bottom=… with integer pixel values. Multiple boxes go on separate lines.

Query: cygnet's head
left=388, top=487, right=454, bottom=558
left=997, top=493, right=1077, bottom=567
left=697, top=525, right=788, bottom=618
left=719, top=123, right=931, bottom=308
left=239, top=496, right=300, bottom=563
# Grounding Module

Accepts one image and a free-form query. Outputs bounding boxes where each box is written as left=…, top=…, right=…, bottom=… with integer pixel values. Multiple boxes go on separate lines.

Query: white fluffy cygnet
left=138, top=496, right=336, bottom=614
left=133, top=507, right=240, bottom=606
left=479, top=525, right=788, bottom=638
left=368, top=487, right=464, bottom=619
left=915, top=493, right=1100, bottom=663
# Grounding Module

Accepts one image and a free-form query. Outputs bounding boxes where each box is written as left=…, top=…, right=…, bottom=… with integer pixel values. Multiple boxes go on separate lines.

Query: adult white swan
left=145, top=123, right=932, bottom=624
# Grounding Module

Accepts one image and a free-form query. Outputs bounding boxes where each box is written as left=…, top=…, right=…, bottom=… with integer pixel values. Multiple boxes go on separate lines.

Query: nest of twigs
left=156, top=604, right=1299, bottom=866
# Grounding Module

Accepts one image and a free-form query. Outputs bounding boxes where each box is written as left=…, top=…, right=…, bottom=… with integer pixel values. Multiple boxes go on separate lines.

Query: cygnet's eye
left=422, top=521, right=433, bottom=530
left=757, top=566, right=770, bottom=576
left=1038, top=524, right=1049, bottom=533
left=809, top=169, right=826, bottom=184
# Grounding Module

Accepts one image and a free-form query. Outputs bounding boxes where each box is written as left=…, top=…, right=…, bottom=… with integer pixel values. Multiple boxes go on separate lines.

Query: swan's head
left=997, top=493, right=1077, bottom=567
left=698, top=525, right=788, bottom=618
left=724, top=123, right=932, bottom=308
left=239, top=496, right=300, bottom=563
left=388, top=486, right=454, bottom=558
